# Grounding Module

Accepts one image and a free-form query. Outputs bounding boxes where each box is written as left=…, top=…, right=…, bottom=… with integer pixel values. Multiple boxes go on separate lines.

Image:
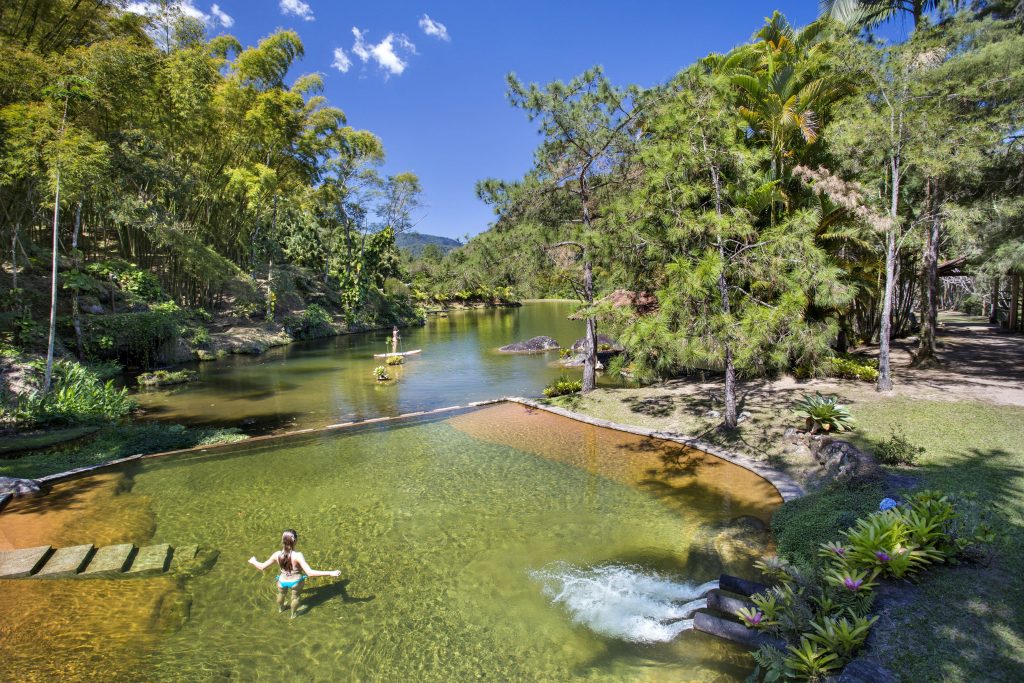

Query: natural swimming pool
left=0, top=403, right=782, bottom=681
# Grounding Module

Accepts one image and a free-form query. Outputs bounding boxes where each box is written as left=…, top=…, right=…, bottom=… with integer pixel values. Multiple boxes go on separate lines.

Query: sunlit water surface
left=133, top=302, right=615, bottom=433
left=0, top=403, right=781, bottom=682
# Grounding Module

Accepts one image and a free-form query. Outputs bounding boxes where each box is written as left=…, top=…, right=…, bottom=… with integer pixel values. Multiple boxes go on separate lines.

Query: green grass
left=0, top=423, right=248, bottom=480
left=841, top=398, right=1024, bottom=681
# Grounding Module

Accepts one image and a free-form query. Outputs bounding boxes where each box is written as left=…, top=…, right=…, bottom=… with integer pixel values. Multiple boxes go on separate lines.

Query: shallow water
left=134, top=302, right=613, bottom=433
left=0, top=403, right=780, bottom=682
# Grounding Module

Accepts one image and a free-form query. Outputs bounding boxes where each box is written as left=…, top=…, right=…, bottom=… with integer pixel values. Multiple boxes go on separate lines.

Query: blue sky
left=138, top=1, right=833, bottom=240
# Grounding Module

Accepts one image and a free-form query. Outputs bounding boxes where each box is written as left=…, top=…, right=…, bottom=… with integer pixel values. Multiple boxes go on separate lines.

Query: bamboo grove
left=1, top=1, right=418, bottom=325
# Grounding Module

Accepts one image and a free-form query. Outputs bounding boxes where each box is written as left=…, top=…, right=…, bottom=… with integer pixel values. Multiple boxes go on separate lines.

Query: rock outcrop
left=809, top=436, right=882, bottom=484
left=498, top=336, right=560, bottom=353
left=0, top=477, right=41, bottom=497
left=570, top=334, right=623, bottom=354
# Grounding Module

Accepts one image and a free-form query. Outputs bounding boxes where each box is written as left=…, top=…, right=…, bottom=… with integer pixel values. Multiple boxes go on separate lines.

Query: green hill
left=396, top=232, right=462, bottom=256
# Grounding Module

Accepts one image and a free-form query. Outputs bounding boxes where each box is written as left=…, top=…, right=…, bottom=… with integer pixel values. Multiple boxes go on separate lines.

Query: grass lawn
left=0, top=424, right=248, bottom=480
left=552, top=389, right=1024, bottom=682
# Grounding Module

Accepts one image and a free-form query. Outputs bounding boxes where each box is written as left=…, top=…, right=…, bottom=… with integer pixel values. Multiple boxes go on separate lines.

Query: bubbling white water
left=530, top=563, right=719, bottom=644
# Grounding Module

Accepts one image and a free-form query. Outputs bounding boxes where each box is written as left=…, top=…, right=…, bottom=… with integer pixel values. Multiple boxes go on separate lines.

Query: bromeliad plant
left=742, top=491, right=995, bottom=682
left=373, top=365, right=391, bottom=381
left=793, top=393, right=854, bottom=434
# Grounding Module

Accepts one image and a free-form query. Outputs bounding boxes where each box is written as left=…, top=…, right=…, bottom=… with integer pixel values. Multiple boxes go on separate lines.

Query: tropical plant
left=793, top=393, right=854, bottom=433
left=385, top=355, right=404, bottom=366
left=784, top=637, right=841, bottom=680
left=543, top=375, right=584, bottom=398
left=3, top=360, right=133, bottom=426
left=373, top=365, right=390, bottom=381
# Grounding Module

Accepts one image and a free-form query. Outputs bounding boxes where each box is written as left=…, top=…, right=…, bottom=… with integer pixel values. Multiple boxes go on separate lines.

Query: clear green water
left=134, top=302, right=613, bottom=433
left=0, top=404, right=780, bottom=682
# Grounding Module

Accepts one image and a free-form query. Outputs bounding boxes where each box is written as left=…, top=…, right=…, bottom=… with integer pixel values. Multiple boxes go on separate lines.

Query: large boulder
left=560, top=354, right=604, bottom=370
left=498, top=336, right=560, bottom=353
left=0, top=477, right=42, bottom=498
left=570, top=334, right=623, bottom=354
left=810, top=436, right=882, bottom=484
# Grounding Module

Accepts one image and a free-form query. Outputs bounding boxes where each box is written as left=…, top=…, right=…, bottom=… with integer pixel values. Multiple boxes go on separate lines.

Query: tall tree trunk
left=877, top=226, right=897, bottom=392
left=43, top=169, right=61, bottom=394
left=582, top=258, right=597, bottom=393
left=703, top=134, right=738, bottom=429
left=71, top=201, right=84, bottom=358
left=877, top=135, right=902, bottom=393
left=916, top=179, right=941, bottom=367
left=10, top=220, right=18, bottom=290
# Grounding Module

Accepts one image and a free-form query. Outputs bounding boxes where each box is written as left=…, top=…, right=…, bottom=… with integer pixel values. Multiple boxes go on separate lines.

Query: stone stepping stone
left=170, top=544, right=198, bottom=570
left=35, top=544, right=94, bottom=578
left=126, top=543, right=171, bottom=576
left=0, top=545, right=52, bottom=578
left=82, top=544, right=135, bottom=576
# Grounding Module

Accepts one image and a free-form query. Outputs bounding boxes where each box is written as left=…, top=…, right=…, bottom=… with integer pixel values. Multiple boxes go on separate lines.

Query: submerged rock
left=498, top=336, right=560, bottom=353
left=560, top=354, right=604, bottom=370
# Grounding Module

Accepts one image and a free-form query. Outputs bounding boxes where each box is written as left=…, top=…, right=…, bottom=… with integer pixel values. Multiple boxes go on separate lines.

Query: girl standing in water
left=248, top=529, right=340, bottom=617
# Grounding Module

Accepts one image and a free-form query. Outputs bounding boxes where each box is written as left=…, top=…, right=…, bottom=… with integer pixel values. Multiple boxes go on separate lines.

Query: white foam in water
left=529, top=563, right=719, bottom=643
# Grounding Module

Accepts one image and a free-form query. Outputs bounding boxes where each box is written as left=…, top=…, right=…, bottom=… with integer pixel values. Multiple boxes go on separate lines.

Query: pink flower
left=843, top=577, right=863, bottom=591
left=875, top=551, right=891, bottom=563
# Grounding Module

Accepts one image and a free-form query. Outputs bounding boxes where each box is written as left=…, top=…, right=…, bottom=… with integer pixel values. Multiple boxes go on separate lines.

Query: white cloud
left=418, top=14, right=449, bottom=41
left=279, top=0, right=315, bottom=22
left=331, top=47, right=352, bottom=73
left=210, top=4, right=233, bottom=27
left=350, top=28, right=416, bottom=76
left=125, top=1, right=232, bottom=28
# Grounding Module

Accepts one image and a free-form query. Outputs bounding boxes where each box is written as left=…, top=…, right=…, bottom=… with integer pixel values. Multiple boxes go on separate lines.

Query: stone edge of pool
left=0, top=396, right=803, bottom=511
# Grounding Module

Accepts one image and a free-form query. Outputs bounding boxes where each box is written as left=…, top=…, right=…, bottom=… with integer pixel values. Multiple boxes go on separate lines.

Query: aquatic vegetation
left=373, top=365, right=390, bottom=381
left=543, top=375, right=583, bottom=398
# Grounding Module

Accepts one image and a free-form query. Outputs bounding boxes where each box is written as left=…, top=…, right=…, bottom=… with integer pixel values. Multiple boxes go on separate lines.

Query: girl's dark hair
left=278, top=529, right=298, bottom=571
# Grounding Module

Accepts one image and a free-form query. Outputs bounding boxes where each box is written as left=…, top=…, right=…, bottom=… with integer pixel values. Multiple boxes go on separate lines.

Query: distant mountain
left=396, top=232, right=463, bottom=257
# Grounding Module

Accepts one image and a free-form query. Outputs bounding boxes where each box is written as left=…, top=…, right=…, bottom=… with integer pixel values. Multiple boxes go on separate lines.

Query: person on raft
left=248, top=529, right=340, bottom=617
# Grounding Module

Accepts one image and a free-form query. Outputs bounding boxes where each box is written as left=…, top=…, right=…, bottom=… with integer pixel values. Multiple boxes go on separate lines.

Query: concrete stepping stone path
left=35, top=544, right=94, bottom=578
left=0, top=542, right=211, bottom=579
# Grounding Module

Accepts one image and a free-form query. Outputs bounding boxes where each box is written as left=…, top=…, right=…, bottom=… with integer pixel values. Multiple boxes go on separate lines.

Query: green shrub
left=137, top=369, right=198, bottom=387
left=543, top=375, right=583, bottom=398
left=85, top=260, right=164, bottom=302
left=874, top=427, right=924, bottom=466
left=386, top=355, right=404, bottom=366
left=793, top=393, right=854, bottom=433
left=283, top=304, right=334, bottom=340
left=3, top=360, right=134, bottom=426
left=82, top=302, right=182, bottom=368
left=373, top=365, right=390, bottom=381
left=827, top=354, right=879, bottom=382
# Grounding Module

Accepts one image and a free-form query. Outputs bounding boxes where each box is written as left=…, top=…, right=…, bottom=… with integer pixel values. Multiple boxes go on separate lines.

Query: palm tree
left=819, top=0, right=955, bottom=29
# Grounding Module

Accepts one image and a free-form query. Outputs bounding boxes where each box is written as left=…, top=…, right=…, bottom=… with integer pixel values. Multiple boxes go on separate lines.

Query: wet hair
left=278, top=529, right=298, bottom=572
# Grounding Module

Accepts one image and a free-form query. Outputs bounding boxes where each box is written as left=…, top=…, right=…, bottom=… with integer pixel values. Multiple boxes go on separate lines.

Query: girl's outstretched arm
left=295, top=552, right=340, bottom=578
left=248, top=551, right=279, bottom=571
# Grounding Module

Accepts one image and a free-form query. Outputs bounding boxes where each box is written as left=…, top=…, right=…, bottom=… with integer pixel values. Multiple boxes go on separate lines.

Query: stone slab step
left=35, top=544, right=94, bottom=578
left=171, top=544, right=199, bottom=570
left=126, top=544, right=171, bottom=576
left=82, top=543, right=135, bottom=576
left=0, top=545, right=52, bottom=578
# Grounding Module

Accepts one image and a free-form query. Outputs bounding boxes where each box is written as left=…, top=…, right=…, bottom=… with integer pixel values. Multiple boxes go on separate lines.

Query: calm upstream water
left=134, top=301, right=613, bottom=433
left=0, top=403, right=782, bottom=682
